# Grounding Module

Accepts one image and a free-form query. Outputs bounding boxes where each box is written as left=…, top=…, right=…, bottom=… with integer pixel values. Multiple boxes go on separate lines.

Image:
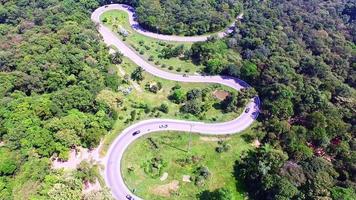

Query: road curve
left=91, top=4, right=260, bottom=200
left=92, top=4, right=236, bottom=42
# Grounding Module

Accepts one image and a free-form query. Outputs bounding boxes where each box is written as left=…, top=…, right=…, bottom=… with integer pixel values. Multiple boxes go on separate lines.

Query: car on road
left=245, top=108, right=250, bottom=113
left=132, top=130, right=141, bottom=136
left=183, top=74, right=188, bottom=77
left=126, top=194, right=134, bottom=200
left=159, top=124, right=168, bottom=128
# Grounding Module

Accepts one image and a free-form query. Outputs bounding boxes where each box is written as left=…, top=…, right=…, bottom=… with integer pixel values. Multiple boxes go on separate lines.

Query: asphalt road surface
left=91, top=4, right=260, bottom=200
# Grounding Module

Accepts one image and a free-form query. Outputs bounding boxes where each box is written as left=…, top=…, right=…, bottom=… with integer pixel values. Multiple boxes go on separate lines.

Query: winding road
left=91, top=4, right=260, bottom=200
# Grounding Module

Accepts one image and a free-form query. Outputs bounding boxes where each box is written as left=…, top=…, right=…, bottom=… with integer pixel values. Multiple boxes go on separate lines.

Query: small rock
left=160, top=172, right=168, bottom=181
left=182, top=175, right=191, bottom=182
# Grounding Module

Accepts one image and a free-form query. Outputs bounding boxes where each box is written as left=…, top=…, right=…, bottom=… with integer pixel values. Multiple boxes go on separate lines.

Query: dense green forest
left=186, top=0, right=356, bottom=199
left=115, top=0, right=355, bottom=199
left=0, top=0, right=115, bottom=199
left=0, top=0, right=355, bottom=199
left=108, top=0, right=241, bottom=35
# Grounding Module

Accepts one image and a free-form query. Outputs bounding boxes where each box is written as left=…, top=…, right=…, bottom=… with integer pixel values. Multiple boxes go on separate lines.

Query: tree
left=131, top=67, right=144, bottom=82
left=241, top=61, right=259, bottom=80
left=274, top=178, right=299, bottom=200
left=105, top=74, right=120, bottom=91
left=187, top=89, right=202, bottom=100
left=110, top=51, right=123, bottom=64
left=199, top=188, right=233, bottom=200
left=158, top=103, right=169, bottom=113
left=331, top=186, right=356, bottom=200
left=170, top=88, right=186, bottom=104
left=181, top=100, right=202, bottom=115
left=51, top=86, right=95, bottom=113
left=0, top=148, right=17, bottom=176
left=75, top=161, right=99, bottom=183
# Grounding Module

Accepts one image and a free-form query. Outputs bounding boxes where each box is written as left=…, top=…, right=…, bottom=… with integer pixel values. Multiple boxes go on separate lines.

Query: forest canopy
left=109, top=0, right=242, bottom=35
left=0, top=0, right=117, bottom=199
left=0, top=0, right=355, bottom=199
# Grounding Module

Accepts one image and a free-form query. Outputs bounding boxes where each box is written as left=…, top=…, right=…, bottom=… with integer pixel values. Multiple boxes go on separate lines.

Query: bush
left=169, top=88, right=186, bottom=104
left=161, top=64, right=167, bottom=68
left=148, top=55, right=154, bottom=61
left=172, top=84, right=181, bottom=90
left=168, top=66, right=174, bottom=70
left=176, top=67, right=182, bottom=72
left=181, top=100, right=202, bottom=114
left=194, top=166, right=211, bottom=186
left=216, top=141, right=231, bottom=153
left=158, top=103, right=169, bottom=113
left=139, top=50, right=144, bottom=55
left=143, top=156, right=167, bottom=178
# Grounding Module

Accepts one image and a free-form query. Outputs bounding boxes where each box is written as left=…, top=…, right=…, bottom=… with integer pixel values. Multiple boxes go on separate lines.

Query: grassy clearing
left=99, top=58, right=242, bottom=155
left=100, top=10, right=205, bottom=74
left=121, top=127, right=256, bottom=200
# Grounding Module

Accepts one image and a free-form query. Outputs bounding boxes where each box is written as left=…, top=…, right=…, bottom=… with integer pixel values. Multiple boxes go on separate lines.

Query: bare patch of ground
left=151, top=180, right=179, bottom=197
left=182, top=175, right=191, bottom=182
left=213, top=90, right=229, bottom=101
left=52, top=142, right=103, bottom=170
left=252, top=139, right=261, bottom=148
left=200, top=136, right=230, bottom=142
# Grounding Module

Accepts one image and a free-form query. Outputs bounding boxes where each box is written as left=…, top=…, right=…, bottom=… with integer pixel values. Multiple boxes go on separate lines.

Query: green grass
left=100, top=10, right=205, bottom=74
left=121, top=128, right=256, bottom=200
left=99, top=58, right=242, bottom=155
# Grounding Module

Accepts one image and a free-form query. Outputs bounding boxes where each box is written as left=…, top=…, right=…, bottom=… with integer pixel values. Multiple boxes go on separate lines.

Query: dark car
left=159, top=124, right=168, bottom=128
left=132, top=130, right=141, bottom=136
left=183, top=74, right=188, bottom=77
left=245, top=108, right=250, bottom=113
left=126, top=194, right=134, bottom=200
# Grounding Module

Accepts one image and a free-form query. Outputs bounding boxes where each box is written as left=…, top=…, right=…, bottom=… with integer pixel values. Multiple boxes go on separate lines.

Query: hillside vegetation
left=0, top=0, right=115, bottom=199
left=122, top=0, right=356, bottom=199
left=112, top=0, right=241, bottom=35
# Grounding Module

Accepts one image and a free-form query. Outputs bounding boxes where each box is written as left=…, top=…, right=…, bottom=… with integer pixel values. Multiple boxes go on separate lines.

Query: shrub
left=168, top=66, right=174, bottom=70
left=158, top=103, right=169, bottom=113
left=169, top=89, right=186, bottom=104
